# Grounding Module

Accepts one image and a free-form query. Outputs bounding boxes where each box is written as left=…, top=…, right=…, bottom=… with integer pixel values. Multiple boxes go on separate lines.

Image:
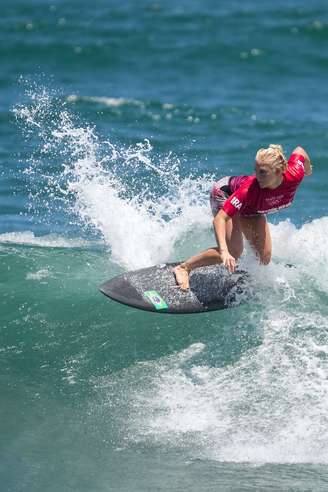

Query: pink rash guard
left=223, top=153, right=305, bottom=217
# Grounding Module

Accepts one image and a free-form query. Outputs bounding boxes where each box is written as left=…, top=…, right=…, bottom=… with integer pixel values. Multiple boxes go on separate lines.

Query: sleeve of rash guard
left=286, top=153, right=305, bottom=182
left=222, top=185, right=249, bottom=217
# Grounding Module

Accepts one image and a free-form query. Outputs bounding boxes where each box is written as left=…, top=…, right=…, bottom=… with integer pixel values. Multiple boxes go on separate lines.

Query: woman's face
left=255, top=161, right=281, bottom=188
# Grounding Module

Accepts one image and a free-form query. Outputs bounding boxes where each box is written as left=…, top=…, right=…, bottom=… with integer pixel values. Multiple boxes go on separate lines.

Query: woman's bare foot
left=173, top=264, right=190, bottom=291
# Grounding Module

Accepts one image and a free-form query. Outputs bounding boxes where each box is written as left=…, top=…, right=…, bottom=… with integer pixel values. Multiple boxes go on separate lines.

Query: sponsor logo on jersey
left=265, top=194, right=284, bottom=205
left=257, top=201, right=292, bottom=214
left=230, top=197, right=242, bottom=210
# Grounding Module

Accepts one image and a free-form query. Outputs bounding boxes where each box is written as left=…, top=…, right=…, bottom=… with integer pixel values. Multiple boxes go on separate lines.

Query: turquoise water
left=1, top=1, right=328, bottom=490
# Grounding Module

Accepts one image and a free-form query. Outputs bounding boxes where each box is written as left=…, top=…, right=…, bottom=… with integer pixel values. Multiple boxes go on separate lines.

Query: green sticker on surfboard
left=143, top=290, right=168, bottom=310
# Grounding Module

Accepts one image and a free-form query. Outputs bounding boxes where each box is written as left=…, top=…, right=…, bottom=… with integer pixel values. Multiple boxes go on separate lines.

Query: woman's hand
left=220, top=249, right=236, bottom=273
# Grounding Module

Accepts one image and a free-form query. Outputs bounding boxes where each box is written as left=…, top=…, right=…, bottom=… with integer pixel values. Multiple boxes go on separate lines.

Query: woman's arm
left=292, top=146, right=313, bottom=176
left=213, top=210, right=236, bottom=272
left=213, top=209, right=230, bottom=252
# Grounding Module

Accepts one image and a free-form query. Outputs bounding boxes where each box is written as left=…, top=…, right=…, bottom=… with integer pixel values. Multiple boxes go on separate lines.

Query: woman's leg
left=174, top=215, right=244, bottom=290
left=225, top=215, right=244, bottom=259
left=239, top=215, right=272, bottom=264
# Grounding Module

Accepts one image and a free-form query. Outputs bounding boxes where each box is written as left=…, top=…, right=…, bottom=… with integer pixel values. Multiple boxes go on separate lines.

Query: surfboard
left=99, top=263, right=248, bottom=314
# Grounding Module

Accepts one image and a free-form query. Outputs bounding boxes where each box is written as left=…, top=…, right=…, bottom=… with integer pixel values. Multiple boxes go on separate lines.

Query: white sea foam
left=66, top=95, right=144, bottom=108
left=72, top=171, right=212, bottom=268
left=14, top=86, right=213, bottom=268
left=56, top=119, right=212, bottom=268
left=270, top=217, right=328, bottom=292
left=115, top=304, right=328, bottom=464
left=26, top=268, right=51, bottom=280
left=0, top=231, right=91, bottom=248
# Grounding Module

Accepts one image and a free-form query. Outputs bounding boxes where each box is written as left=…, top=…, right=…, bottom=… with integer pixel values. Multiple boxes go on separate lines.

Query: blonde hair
left=255, top=144, right=287, bottom=172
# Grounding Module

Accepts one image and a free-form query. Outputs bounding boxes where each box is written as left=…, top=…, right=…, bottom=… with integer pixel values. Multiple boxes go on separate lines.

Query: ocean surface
left=1, top=0, right=328, bottom=490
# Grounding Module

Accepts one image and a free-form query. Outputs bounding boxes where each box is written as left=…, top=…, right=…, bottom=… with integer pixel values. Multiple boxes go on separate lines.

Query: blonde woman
left=174, top=145, right=313, bottom=291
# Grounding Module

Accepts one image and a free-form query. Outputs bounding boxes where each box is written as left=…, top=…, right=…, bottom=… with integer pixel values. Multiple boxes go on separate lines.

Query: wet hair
left=255, top=144, right=288, bottom=172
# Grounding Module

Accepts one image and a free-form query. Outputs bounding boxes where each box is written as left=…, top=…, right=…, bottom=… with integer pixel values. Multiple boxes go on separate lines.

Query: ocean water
left=1, top=0, right=328, bottom=490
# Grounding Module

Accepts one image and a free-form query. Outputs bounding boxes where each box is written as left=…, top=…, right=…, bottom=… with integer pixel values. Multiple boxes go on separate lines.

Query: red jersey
left=223, top=153, right=305, bottom=217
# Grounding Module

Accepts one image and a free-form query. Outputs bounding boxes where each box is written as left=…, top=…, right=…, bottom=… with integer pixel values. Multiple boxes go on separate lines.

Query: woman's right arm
left=213, top=210, right=236, bottom=272
left=292, top=146, right=313, bottom=175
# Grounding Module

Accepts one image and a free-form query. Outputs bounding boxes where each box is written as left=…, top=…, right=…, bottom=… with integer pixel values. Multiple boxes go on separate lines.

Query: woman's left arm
left=292, top=146, right=313, bottom=176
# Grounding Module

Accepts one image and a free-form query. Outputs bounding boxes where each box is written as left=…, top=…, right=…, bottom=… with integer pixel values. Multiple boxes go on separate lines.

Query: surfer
left=174, top=145, right=313, bottom=290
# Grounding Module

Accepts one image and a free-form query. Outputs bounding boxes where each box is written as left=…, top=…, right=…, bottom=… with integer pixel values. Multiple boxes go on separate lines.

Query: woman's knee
left=240, top=215, right=272, bottom=265
left=229, top=245, right=243, bottom=259
left=260, top=250, right=271, bottom=265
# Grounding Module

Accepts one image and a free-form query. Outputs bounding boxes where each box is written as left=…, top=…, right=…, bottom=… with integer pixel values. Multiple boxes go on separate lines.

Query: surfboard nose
left=100, top=274, right=146, bottom=309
